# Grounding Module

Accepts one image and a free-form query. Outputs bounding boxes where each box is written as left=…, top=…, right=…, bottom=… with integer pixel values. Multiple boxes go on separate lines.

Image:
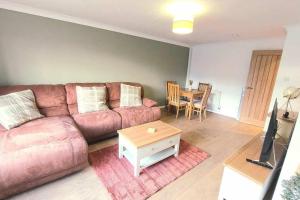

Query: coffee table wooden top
left=117, top=120, right=182, bottom=148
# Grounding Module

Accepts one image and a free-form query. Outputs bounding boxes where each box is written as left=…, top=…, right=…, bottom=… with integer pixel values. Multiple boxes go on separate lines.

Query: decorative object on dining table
left=188, top=80, right=193, bottom=91
left=147, top=127, right=156, bottom=134
left=282, top=87, right=300, bottom=118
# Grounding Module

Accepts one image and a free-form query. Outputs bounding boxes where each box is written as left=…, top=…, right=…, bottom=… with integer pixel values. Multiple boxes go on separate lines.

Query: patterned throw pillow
left=76, top=86, right=108, bottom=114
left=0, top=90, right=44, bottom=130
left=120, top=84, right=142, bottom=107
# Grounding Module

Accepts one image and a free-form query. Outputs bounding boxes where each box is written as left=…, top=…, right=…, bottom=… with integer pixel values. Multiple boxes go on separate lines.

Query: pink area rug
left=89, top=140, right=210, bottom=200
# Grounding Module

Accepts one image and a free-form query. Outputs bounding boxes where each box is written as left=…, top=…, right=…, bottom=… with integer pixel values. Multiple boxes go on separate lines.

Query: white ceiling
left=1, top=0, right=300, bottom=46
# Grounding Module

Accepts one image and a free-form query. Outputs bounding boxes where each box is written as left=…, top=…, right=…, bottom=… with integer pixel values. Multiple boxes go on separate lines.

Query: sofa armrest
left=143, top=98, right=158, bottom=107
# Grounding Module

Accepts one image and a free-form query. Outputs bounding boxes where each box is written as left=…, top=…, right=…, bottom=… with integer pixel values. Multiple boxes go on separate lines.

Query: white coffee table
left=118, top=120, right=181, bottom=176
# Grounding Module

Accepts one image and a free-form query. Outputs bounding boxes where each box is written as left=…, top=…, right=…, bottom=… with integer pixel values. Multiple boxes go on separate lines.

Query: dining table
left=180, top=88, right=205, bottom=120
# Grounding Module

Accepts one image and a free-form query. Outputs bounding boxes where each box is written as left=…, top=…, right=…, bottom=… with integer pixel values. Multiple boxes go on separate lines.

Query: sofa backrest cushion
left=106, top=82, right=144, bottom=109
left=120, top=84, right=142, bottom=107
left=0, top=85, right=69, bottom=118
left=65, top=83, right=107, bottom=115
left=76, top=86, right=108, bottom=114
left=0, top=89, right=44, bottom=130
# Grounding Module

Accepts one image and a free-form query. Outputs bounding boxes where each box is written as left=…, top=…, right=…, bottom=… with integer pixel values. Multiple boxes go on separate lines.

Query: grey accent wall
left=0, top=45, right=7, bottom=85
left=0, top=9, right=189, bottom=105
left=0, top=56, right=7, bottom=85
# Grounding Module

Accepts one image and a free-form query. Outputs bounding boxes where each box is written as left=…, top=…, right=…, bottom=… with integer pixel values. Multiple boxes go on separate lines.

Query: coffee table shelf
left=123, top=147, right=176, bottom=169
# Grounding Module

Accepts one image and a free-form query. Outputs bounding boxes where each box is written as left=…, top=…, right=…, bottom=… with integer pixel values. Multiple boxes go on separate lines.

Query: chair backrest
left=167, top=83, right=180, bottom=105
left=201, top=84, right=212, bottom=108
left=166, top=80, right=177, bottom=98
left=198, top=82, right=210, bottom=92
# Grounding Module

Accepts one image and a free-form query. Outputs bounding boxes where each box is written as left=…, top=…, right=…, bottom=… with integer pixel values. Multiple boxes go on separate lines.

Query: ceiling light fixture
left=166, top=1, right=204, bottom=35
left=173, top=16, right=193, bottom=34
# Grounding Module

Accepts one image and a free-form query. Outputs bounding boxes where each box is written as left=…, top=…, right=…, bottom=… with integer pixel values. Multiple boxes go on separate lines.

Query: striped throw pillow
left=0, top=90, right=44, bottom=130
left=76, top=86, right=108, bottom=114
left=120, top=84, right=142, bottom=107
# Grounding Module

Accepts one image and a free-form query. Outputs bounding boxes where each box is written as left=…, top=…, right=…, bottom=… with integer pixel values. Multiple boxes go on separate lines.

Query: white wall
left=188, top=37, right=285, bottom=118
left=268, top=25, right=300, bottom=118
left=271, top=24, right=300, bottom=199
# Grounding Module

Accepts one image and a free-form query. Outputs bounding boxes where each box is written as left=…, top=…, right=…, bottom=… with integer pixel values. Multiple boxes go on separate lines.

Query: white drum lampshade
left=172, top=16, right=193, bottom=34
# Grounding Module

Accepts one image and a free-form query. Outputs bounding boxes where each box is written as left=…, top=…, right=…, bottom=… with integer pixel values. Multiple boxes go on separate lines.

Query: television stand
left=218, top=135, right=272, bottom=200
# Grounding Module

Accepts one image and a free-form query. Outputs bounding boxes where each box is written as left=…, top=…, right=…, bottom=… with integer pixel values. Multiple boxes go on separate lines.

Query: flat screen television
left=246, top=99, right=278, bottom=169
left=261, top=114, right=296, bottom=200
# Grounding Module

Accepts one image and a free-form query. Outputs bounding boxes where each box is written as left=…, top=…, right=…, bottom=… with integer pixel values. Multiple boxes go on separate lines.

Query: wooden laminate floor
left=9, top=111, right=262, bottom=200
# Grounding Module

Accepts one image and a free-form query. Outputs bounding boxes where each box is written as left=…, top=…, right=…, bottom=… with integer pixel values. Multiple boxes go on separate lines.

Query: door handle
left=246, top=87, right=254, bottom=90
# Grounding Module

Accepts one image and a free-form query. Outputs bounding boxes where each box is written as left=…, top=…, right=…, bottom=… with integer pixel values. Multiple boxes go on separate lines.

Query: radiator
left=208, top=90, right=222, bottom=111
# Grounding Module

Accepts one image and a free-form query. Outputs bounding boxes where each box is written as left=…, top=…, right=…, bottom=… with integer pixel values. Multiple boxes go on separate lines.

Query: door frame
left=239, top=50, right=282, bottom=127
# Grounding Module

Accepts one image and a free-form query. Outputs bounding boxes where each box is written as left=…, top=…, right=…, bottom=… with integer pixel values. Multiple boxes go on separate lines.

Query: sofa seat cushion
left=72, top=110, right=121, bottom=143
left=0, top=116, right=88, bottom=192
left=113, top=106, right=161, bottom=129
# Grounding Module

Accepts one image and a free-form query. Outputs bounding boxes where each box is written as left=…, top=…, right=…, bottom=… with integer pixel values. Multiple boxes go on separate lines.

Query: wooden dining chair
left=193, top=82, right=210, bottom=103
left=198, top=82, right=210, bottom=92
left=167, top=83, right=189, bottom=119
left=192, top=84, right=212, bottom=121
left=165, top=80, right=177, bottom=107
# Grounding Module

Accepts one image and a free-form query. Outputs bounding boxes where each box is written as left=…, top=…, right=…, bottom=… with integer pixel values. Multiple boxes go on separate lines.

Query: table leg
left=134, top=155, right=140, bottom=176
left=189, top=102, right=193, bottom=120
left=175, top=143, right=180, bottom=157
left=187, top=94, right=194, bottom=120
left=186, top=103, right=190, bottom=119
left=185, top=105, right=189, bottom=117
left=118, top=141, right=124, bottom=159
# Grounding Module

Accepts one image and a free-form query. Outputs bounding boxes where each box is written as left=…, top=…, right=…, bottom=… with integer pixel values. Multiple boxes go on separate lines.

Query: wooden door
left=240, top=50, right=282, bottom=127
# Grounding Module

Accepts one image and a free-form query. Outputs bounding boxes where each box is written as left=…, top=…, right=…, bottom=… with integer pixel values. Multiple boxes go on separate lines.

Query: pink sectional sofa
left=0, top=82, right=161, bottom=199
